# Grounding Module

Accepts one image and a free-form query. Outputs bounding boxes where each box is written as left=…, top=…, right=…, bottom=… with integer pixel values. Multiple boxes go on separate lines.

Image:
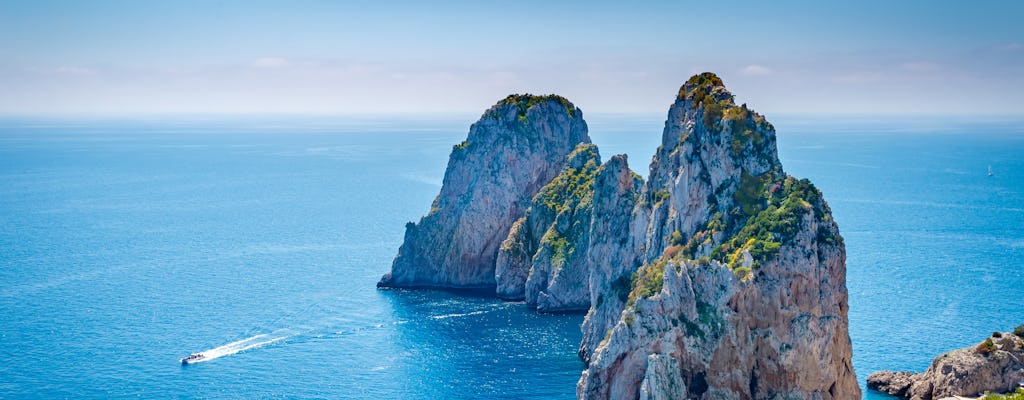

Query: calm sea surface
left=0, top=114, right=1021, bottom=399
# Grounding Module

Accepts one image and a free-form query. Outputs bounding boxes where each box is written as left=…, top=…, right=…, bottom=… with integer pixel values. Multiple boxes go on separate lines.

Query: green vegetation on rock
left=533, top=144, right=600, bottom=272
left=976, top=337, right=997, bottom=354
left=653, top=189, right=670, bottom=204
left=984, top=388, right=1024, bottom=400
left=495, top=94, right=577, bottom=122
left=725, top=104, right=769, bottom=155
left=628, top=174, right=827, bottom=302
left=679, top=73, right=730, bottom=130
left=543, top=227, right=571, bottom=270
left=624, top=72, right=833, bottom=300
left=712, top=176, right=824, bottom=273
left=677, top=73, right=773, bottom=158
left=626, top=257, right=668, bottom=307
left=734, top=172, right=770, bottom=216
left=534, top=144, right=600, bottom=214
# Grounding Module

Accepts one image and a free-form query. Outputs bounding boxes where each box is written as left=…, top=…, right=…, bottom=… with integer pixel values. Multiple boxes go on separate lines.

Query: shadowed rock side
left=378, top=95, right=590, bottom=289
left=495, top=143, right=602, bottom=312
left=867, top=330, right=1024, bottom=399
left=579, top=154, right=645, bottom=362
left=577, top=73, right=860, bottom=399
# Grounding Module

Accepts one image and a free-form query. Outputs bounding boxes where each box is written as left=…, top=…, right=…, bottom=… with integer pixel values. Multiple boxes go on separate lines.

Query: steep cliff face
left=495, top=143, right=602, bottom=311
left=579, top=154, right=645, bottom=362
left=378, top=95, right=590, bottom=289
left=868, top=330, right=1024, bottom=399
left=578, top=73, right=859, bottom=399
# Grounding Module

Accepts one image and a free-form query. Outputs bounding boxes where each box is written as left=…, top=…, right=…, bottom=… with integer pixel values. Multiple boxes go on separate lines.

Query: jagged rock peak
left=379, top=94, right=590, bottom=289
left=578, top=73, right=859, bottom=399
left=660, top=72, right=775, bottom=162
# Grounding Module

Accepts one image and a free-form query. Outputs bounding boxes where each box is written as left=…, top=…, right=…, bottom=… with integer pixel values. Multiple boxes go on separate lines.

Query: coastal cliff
left=378, top=95, right=590, bottom=289
left=868, top=327, right=1024, bottom=399
left=378, top=73, right=859, bottom=399
left=577, top=73, right=859, bottom=399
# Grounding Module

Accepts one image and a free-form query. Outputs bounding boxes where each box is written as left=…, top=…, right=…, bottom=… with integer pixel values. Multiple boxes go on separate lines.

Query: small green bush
left=627, top=259, right=667, bottom=307
left=670, top=230, right=684, bottom=246
left=1014, top=323, right=1024, bottom=338
left=702, top=102, right=722, bottom=130
left=976, top=338, right=997, bottom=355
left=653, top=189, right=670, bottom=204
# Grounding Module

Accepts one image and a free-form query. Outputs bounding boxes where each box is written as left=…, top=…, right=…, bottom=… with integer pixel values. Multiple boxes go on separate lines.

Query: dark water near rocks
left=0, top=114, right=1021, bottom=398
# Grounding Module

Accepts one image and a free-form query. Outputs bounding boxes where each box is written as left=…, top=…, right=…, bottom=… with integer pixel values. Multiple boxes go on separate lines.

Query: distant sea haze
left=0, top=115, right=1020, bottom=398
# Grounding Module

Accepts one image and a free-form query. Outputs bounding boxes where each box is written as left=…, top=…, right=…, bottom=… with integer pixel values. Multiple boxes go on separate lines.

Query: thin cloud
left=833, top=71, right=884, bottom=83
left=740, top=65, right=772, bottom=76
left=252, top=57, right=290, bottom=68
left=53, top=66, right=97, bottom=76
left=900, top=62, right=939, bottom=72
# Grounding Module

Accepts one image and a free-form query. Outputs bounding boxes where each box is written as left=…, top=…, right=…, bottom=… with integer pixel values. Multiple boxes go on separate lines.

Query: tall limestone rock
left=577, top=73, right=860, bottom=399
left=378, top=95, right=590, bottom=289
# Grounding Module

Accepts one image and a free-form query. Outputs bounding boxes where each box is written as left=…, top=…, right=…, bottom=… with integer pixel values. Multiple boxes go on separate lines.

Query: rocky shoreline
left=868, top=326, right=1024, bottom=399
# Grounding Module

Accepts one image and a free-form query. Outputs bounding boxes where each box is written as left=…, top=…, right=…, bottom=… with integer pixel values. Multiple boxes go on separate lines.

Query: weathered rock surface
left=868, top=331, right=1024, bottom=399
left=578, top=153, right=645, bottom=362
left=379, top=95, right=590, bottom=289
left=578, top=73, right=859, bottom=399
left=496, top=143, right=602, bottom=311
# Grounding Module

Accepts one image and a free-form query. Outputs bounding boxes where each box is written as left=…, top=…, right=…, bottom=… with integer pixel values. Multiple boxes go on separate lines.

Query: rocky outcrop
left=577, top=73, right=859, bottom=399
left=496, top=143, right=602, bottom=311
left=868, top=330, right=1024, bottom=399
left=377, top=73, right=859, bottom=400
left=379, top=95, right=590, bottom=289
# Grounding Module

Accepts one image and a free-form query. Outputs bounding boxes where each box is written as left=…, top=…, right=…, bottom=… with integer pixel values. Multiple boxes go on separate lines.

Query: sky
left=1, top=0, right=1022, bottom=115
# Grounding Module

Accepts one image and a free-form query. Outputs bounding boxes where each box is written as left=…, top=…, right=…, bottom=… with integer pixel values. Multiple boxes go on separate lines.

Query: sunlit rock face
left=577, top=73, right=859, bottom=400
left=379, top=95, right=590, bottom=290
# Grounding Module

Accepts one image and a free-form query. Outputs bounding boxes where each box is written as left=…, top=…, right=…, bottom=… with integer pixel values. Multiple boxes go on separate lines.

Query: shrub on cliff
left=1014, top=323, right=1024, bottom=338
left=976, top=338, right=997, bottom=355
left=627, top=259, right=667, bottom=307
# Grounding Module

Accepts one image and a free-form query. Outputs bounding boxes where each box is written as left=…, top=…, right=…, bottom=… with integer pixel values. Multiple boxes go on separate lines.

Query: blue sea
left=0, top=114, right=1021, bottom=399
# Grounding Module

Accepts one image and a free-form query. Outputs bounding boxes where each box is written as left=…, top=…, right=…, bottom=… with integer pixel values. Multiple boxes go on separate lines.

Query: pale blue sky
left=1, top=1, right=1021, bottom=115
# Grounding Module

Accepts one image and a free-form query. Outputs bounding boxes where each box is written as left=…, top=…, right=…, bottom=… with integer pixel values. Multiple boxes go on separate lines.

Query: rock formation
left=868, top=329, right=1024, bottom=399
left=577, top=72, right=859, bottom=399
left=377, top=73, right=860, bottom=399
left=378, top=94, right=590, bottom=289
left=579, top=153, right=645, bottom=361
left=496, top=143, right=602, bottom=311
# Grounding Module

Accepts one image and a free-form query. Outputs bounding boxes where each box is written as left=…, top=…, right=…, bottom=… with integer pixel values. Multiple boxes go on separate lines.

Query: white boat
left=180, top=352, right=206, bottom=365
left=988, top=165, right=994, bottom=177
